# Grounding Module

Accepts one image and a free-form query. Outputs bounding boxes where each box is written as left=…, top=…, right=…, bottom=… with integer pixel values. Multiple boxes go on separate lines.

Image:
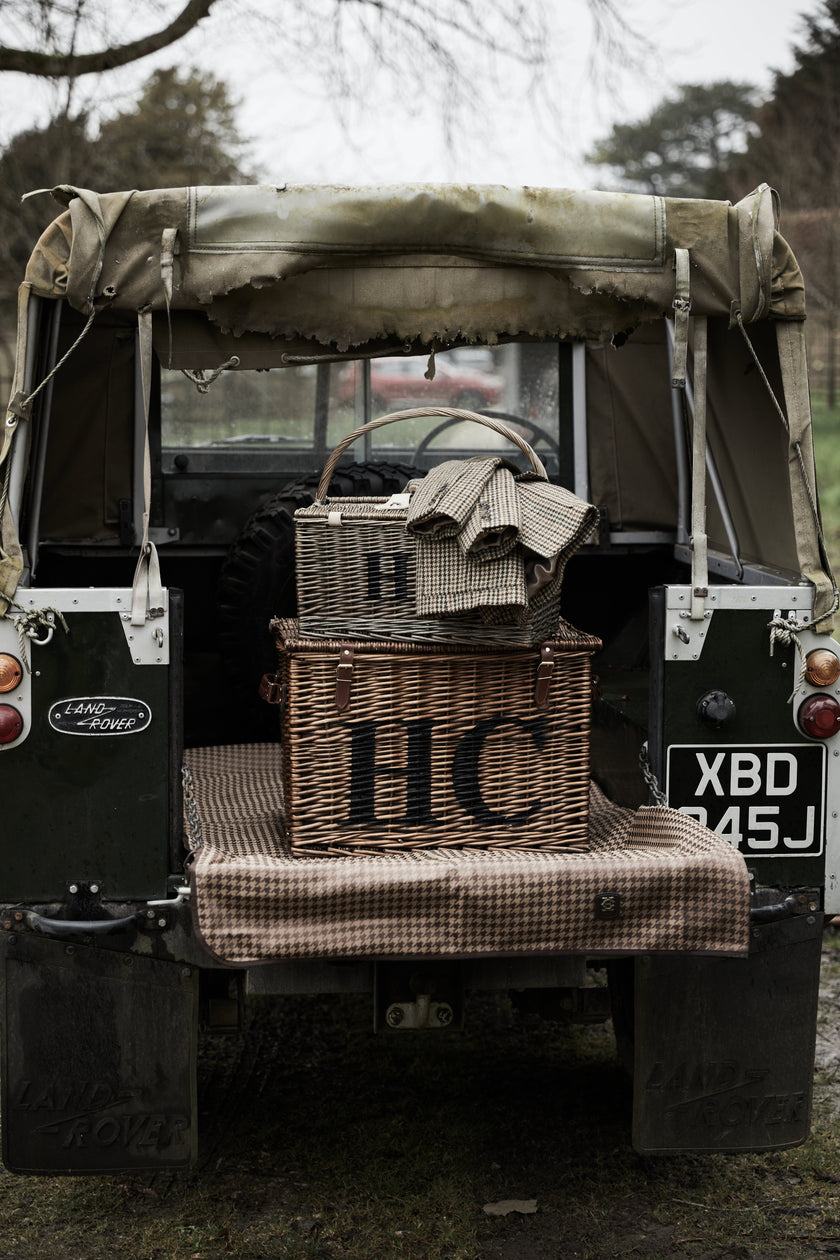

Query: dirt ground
left=3, top=942, right=840, bottom=1260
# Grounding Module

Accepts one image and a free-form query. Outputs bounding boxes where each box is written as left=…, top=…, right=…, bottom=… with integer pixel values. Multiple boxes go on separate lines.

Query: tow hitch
left=374, top=962, right=463, bottom=1031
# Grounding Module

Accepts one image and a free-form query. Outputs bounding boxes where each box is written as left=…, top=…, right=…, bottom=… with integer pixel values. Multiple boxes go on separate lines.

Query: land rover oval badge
left=48, top=697, right=152, bottom=736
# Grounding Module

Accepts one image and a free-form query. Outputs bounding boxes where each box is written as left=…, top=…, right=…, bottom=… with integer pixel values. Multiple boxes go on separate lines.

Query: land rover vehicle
left=0, top=182, right=836, bottom=1172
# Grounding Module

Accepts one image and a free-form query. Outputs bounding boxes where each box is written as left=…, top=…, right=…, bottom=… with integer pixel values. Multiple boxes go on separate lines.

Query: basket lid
left=295, top=498, right=411, bottom=522
left=270, top=617, right=601, bottom=655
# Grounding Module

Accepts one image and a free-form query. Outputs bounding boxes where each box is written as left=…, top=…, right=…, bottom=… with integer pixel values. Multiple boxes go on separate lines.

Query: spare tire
left=216, top=461, right=417, bottom=736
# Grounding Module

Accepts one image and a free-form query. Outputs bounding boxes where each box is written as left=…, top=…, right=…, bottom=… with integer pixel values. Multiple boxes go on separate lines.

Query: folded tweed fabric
left=518, top=477, right=599, bottom=562
left=405, top=457, right=504, bottom=537
left=406, top=458, right=598, bottom=621
left=413, top=534, right=529, bottom=619
left=457, top=464, right=520, bottom=560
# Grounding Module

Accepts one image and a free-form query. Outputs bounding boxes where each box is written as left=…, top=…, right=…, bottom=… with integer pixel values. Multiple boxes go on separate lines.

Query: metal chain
left=181, top=761, right=203, bottom=851
left=639, top=741, right=667, bottom=806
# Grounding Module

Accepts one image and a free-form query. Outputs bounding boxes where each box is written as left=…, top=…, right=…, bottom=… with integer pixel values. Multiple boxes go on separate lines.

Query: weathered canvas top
left=24, top=182, right=802, bottom=349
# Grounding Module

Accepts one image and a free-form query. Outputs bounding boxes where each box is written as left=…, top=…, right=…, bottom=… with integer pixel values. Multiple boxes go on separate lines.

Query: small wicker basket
left=268, top=617, right=601, bottom=857
left=294, top=408, right=597, bottom=647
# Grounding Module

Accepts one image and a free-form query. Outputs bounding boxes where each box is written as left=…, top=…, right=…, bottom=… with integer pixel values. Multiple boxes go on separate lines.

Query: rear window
left=160, top=343, right=570, bottom=480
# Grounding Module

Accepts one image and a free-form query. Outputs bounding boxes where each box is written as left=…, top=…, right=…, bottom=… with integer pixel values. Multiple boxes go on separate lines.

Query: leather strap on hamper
left=335, top=643, right=355, bottom=711
left=535, top=642, right=555, bottom=709
left=332, top=638, right=560, bottom=712
left=259, top=672, right=285, bottom=706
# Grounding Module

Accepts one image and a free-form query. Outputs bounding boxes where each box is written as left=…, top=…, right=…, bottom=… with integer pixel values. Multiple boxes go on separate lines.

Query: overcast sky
left=0, top=0, right=828, bottom=189
left=228, top=0, right=825, bottom=187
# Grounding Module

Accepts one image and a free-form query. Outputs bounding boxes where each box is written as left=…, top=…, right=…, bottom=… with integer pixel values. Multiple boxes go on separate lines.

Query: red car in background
left=339, top=353, right=505, bottom=411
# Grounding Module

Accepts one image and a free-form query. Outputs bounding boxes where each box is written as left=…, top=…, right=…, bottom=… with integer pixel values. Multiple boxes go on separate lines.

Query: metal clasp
left=258, top=672, right=286, bottom=707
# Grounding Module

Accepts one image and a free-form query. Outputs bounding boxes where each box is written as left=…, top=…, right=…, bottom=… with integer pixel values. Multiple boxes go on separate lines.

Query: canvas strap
left=131, top=309, right=164, bottom=627
left=689, top=316, right=709, bottom=620
left=671, top=248, right=691, bottom=388
left=774, top=320, right=837, bottom=631
left=160, top=227, right=178, bottom=368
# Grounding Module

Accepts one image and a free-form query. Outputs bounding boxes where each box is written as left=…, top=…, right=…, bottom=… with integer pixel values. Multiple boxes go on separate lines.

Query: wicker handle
left=316, top=407, right=548, bottom=500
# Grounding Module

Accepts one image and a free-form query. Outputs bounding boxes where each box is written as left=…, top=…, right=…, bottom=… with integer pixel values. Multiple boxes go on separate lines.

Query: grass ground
left=810, top=391, right=840, bottom=572
left=2, top=941, right=840, bottom=1260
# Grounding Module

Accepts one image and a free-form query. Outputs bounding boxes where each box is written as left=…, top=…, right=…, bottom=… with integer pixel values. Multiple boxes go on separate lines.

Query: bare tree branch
left=0, top=0, right=216, bottom=76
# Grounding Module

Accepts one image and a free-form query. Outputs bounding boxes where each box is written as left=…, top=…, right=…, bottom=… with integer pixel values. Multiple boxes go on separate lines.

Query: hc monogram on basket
left=344, top=714, right=548, bottom=827
left=267, top=619, right=601, bottom=857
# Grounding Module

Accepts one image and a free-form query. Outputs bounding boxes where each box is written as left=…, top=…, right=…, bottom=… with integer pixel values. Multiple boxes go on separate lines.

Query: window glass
left=160, top=343, right=562, bottom=475
left=160, top=365, right=320, bottom=449
left=359, top=345, right=560, bottom=463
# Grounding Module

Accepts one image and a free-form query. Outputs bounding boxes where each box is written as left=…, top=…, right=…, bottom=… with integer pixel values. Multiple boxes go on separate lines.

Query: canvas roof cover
left=22, top=182, right=803, bottom=349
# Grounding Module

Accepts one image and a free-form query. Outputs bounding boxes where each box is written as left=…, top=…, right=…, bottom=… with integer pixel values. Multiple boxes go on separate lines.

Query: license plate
left=666, top=743, right=826, bottom=857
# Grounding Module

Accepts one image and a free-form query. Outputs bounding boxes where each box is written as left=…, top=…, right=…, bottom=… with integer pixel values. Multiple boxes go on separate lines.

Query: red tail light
left=0, top=704, right=23, bottom=744
left=798, top=694, right=840, bottom=739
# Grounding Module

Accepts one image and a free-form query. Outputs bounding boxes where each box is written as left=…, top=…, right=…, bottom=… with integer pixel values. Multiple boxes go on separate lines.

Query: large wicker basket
left=268, top=617, right=601, bottom=857
left=294, top=408, right=597, bottom=647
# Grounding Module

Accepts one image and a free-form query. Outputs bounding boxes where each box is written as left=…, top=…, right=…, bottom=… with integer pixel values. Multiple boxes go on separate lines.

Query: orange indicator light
left=0, top=654, right=22, bottom=693
left=804, top=649, right=840, bottom=688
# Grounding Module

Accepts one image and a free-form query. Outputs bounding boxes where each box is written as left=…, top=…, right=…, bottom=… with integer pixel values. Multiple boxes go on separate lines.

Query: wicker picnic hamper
left=294, top=408, right=598, bottom=647
left=266, top=616, right=602, bottom=857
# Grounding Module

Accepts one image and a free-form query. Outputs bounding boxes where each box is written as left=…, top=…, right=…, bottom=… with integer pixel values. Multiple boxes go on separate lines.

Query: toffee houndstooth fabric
left=405, top=458, right=508, bottom=542
left=405, top=459, right=598, bottom=621
left=185, top=743, right=750, bottom=965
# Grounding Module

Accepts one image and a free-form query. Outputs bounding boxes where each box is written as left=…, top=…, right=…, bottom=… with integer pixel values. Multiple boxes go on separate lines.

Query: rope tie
left=5, top=298, right=110, bottom=435
left=768, top=590, right=840, bottom=701
left=180, top=356, right=240, bottom=394
left=0, top=449, right=11, bottom=522
left=8, top=602, right=69, bottom=672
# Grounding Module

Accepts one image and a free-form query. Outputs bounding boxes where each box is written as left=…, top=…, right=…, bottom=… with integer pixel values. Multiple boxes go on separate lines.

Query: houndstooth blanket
left=185, top=743, right=750, bottom=965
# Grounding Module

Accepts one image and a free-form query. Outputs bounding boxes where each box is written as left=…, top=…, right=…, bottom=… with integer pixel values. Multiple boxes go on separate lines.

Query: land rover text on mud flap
left=0, top=182, right=836, bottom=1172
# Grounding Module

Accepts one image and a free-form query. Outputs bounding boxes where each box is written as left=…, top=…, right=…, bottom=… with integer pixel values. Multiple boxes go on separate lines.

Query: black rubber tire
left=216, top=461, right=417, bottom=736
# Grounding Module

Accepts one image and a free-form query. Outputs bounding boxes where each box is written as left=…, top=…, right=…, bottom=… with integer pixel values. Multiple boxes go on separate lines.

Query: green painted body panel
left=1, top=610, right=171, bottom=902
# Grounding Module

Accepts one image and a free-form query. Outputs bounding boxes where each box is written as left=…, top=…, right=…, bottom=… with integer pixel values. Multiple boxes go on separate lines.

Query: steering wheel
left=413, top=410, right=561, bottom=462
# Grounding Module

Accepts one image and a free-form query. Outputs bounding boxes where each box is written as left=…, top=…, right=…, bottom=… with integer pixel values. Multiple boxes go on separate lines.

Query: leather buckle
left=259, top=672, right=286, bottom=708
left=335, top=643, right=355, bottom=712
left=535, top=642, right=555, bottom=709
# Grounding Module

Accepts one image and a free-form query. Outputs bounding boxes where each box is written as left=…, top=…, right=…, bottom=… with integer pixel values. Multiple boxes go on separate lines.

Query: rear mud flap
left=1, top=933, right=198, bottom=1174
left=633, top=911, right=823, bottom=1154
